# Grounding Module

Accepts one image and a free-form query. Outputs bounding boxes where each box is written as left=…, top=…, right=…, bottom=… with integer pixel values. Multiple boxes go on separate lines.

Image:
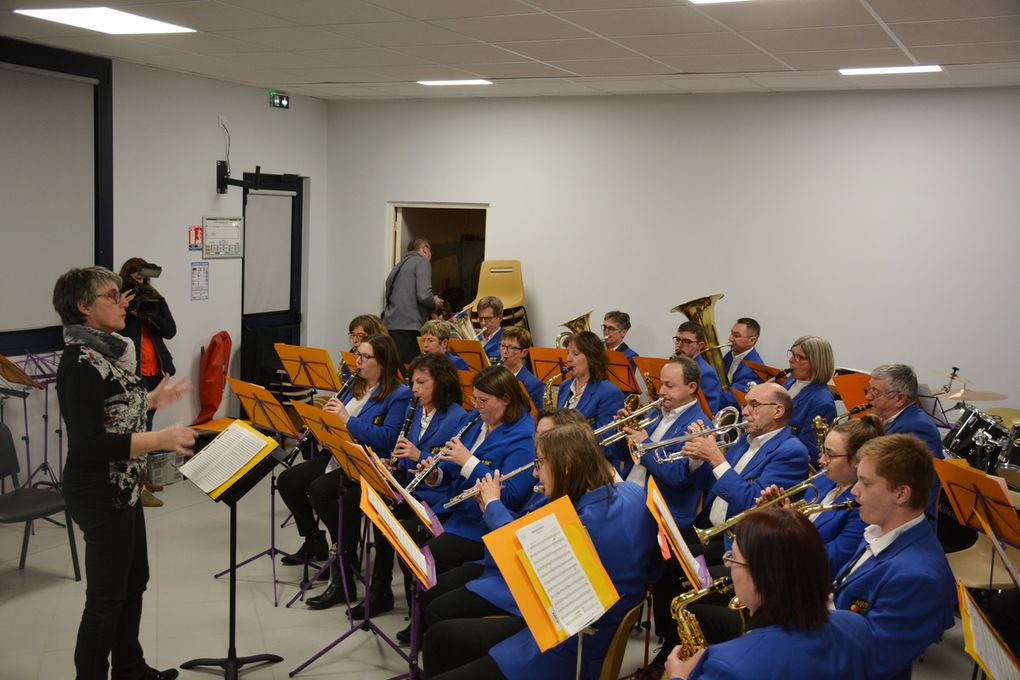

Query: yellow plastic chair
left=599, top=601, right=644, bottom=680
left=463, top=260, right=526, bottom=312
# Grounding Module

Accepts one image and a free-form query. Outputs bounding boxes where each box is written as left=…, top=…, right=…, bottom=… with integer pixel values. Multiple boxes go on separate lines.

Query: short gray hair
left=477, top=296, right=504, bottom=316
left=870, top=364, right=918, bottom=401
left=52, top=266, right=121, bottom=325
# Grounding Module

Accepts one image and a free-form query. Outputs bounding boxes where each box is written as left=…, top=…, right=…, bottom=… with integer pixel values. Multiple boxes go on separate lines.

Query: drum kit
left=935, top=370, right=1020, bottom=480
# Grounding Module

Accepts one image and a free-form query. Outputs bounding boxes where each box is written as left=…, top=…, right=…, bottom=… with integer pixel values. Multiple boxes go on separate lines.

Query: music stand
left=742, top=359, right=784, bottom=383
left=606, top=350, right=640, bottom=395
left=214, top=378, right=303, bottom=605
left=274, top=343, right=341, bottom=393
left=457, top=370, right=477, bottom=411
left=448, top=338, right=489, bottom=372
left=180, top=421, right=284, bottom=679
left=832, top=373, right=870, bottom=413
left=20, top=352, right=63, bottom=484
left=0, top=354, right=48, bottom=484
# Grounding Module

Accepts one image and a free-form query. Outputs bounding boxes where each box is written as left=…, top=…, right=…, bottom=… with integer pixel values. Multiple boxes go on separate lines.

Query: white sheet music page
left=962, top=587, right=1020, bottom=679
left=179, top=422, right=268, bottom=494
left=652, top=486, right=710, bottom=588
left=366, top=486, right=429, bottom=577
left=515, top=513, right=604, bottom=637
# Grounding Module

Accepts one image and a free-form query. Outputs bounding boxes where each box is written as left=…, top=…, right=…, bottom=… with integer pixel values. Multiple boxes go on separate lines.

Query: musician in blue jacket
left=424, top=422, right=659, bottom=680
left=499, top=326, right=544, bottom=410
left=476, top=296, right=505, bottom=364
left=421, top=366, right=535, bottom=574
left=867, top=364, right=944, bottom=524
left=276, top=333, right=411, bottom=609
left=667, top=508, right=876, bottom=680
left=833, top=434, right=954, bottom=680
left=420, top=319, right=469, bottom=371
left=557, top=331, right=627, bottom=471
left=673, top=321, right=721, bottom=415
left=782, top=335, right=837, bottom=467
left=603, top=310, right=639, bottom=371
left=719, top=318, right=763, bottom=410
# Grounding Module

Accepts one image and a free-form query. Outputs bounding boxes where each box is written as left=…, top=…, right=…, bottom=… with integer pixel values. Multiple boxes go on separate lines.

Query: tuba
left=554, top=311, right=592, bottom=348
left=672, top=295, right=730, bottom=392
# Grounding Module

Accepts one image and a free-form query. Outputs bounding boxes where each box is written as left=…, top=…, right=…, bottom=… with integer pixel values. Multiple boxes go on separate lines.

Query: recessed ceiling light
left=417, top=79, right=492, bottom=87
left=689, top=0, right=752, bottom=5
left=839, top=65, right=942, bottom=76
left=14, top=7, right=195, bottom=34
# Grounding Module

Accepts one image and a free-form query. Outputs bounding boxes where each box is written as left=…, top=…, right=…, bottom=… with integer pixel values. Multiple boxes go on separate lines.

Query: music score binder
left=359, top=478, right=437, bottom=589
left=273, top=343, right=341, bottom=392
left=448, top=338, right=489, bottom=372
left=957, top=581, right=1020, bottom=679
left=645, top=478, right=709, bottom=588
left=179, top=420, right=279, bottom=501
left=483, top=496, right=618, bottom=652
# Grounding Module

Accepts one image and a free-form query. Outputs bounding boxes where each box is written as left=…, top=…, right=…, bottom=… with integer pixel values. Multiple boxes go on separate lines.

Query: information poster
left=202, top=217, right=243, bottom=259
left=191, top=261, right=209, bottom=301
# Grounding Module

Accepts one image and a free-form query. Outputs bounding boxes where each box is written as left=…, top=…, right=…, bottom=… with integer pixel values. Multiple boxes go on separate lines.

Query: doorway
left=390, top=203, right=487, bottom=315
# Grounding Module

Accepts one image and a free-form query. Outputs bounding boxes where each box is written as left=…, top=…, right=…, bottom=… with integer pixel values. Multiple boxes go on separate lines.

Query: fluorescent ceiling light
left=689, top=0, right=752, bottom=5
left=14, top=7, right=195, bottom=34
left=417, top=79, right=492, bottom=86
left=839, top=65, right=942, bottom=76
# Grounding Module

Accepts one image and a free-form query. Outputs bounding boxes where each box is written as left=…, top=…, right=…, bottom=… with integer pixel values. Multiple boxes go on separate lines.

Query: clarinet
left=280, top=367, right=361, bottom=464
left=405, top=410, right=481, bottom=493
left=389, top=396, right=419, bottom=473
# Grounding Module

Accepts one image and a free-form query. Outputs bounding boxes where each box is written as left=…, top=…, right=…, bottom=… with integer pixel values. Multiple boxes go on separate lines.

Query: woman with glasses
left=54, top=267, right=194, bottom=680
left=276, top=333, right=411, bottom=610
left=667, top=508, right=875, bottom=680
left=557, top=331, right=628, bottom=472
left=498, top=326, right=544, bottom=411
left=782, top=336, right=837, bottom=467
left=423, top=422, right=659, bottom=680
left=343, top=314, right=387, bottom=377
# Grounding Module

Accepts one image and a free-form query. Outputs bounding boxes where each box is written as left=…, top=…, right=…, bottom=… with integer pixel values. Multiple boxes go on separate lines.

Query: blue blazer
left=557, top=377, right=628, bottom=472
left=691, top=427, right=810, bottom=523
left=483, top=327, right=503, bottom=364
left=832, top=519, right=955, bottom=680
left=696, top=355, right=721, bottom=415
left=806, top=475, right=866, bottom=578
left=637, top=402, right=711, bottom=528
left=885, top=403, right=945, bottom=524
left=783, top=379, right=837, bottom=467
left=394, top=402, right=467, bottom=508
left=684, top=610, right=875, bottom=680
left=344, top=384, right=412, bottom=455
left=515, top=365, right=545, bottom=412
left=719, top=348, right=762, bottom=410
left=488, top=482, right=660, bottom=680
left=445, top=351, right=469, bottom=371
left=434, top=411, right=535, bottom=542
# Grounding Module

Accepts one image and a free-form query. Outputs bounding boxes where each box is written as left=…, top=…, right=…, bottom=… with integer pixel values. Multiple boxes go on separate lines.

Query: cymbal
left=939, top=387, right=1008, bottom=402
left=933, top=370, right=973, bottom=384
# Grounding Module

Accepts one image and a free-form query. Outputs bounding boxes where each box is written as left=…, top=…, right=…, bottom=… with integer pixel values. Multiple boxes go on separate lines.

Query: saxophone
left=542, top=360, right=570, bottom=410
left=671, top=577, right=744, bottom=659
left=812, top=402, right=873, bottom=451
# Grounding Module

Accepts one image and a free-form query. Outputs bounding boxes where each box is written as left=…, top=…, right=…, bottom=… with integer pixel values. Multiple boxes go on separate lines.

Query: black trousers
left=425, top=532, right=485, bottom=577
left=276, top=456, right=361, bottom=558
left=68, top=500, right=149, bottom=680
left=390, top=329, right=422, bottom=365
left=424, top=587, right=524, bottom=679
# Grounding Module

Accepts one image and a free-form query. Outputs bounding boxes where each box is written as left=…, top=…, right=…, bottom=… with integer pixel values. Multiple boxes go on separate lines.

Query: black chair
left=0, top=423, right=80, bottom=580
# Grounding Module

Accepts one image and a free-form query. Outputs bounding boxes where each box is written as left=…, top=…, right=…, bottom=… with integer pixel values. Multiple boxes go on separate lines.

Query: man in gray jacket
left=382, top=237, right=444, bottom=362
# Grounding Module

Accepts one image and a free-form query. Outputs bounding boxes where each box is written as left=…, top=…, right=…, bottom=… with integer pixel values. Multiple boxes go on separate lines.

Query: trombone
left=595, top=398, right=664, bottom=446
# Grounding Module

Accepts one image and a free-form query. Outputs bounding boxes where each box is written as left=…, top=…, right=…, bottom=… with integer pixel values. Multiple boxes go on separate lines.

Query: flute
left=405, top=411, right=481, bottom=493
left=442, top=461, right=536, bottom=509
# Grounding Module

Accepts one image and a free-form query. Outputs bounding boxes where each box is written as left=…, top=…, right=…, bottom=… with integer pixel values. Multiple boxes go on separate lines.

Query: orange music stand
left=743, top=359, right=785, bottom=383
left=833, top=373, right=870, bottom=413
left=633, top=357, right=667, bottom=396
left=227, top=378, right=300, bottom=439
left=448, top=339, right=489, bottom=372
left=530, top=347, right=569, bottom=384
left=458, top=370, right=477, bottom=411
left=274, top=343, right=340, bottom=392
left=606, top=350, right=640, bottom=395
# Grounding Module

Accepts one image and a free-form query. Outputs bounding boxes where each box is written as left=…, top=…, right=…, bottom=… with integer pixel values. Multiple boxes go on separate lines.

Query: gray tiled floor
left=1, top=478, right=976, bottom=679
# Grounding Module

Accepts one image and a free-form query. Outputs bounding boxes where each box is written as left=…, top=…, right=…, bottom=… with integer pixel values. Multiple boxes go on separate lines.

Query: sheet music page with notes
left=179, top=422, right=270, bottom=494
left=515, top=513, right=604, bottom=637
left=366, top=486, right=429, bottom=577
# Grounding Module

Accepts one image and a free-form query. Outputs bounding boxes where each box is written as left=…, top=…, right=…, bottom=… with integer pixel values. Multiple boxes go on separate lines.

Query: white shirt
left=419, top=406, right=435, bottom=437
left=708, top=427, right=784, bottom=527
left=567, top=380, right=587, bottom=409
left=726, top=348, right=753, bottom=384
left=324, top=386, right=375, bottom=473
left=843, top=513, right=927, bottom=578
left=459, top=423, right=490, bottom=478
left=786, top=379, right=810, bottom=400
left=810, top=484, right=846, bottom=524
left=626, top=400, right=699, bottom=485
left=884, top=406, right=909, bottom=425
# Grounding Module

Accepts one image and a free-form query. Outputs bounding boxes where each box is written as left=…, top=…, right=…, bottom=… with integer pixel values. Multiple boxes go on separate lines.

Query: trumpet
left=596, top=398, right=665, bottom=446
left=405, top=411, right=481, bottom=493
left=693, top=469, right=830, bottom=544
left=638, top=406, right=745, bottom=462
left=442, top=461, right=536, bottom=509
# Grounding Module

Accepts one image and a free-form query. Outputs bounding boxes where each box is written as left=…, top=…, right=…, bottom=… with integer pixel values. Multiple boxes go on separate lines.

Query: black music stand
left=181, top=445, right=284, bottom=678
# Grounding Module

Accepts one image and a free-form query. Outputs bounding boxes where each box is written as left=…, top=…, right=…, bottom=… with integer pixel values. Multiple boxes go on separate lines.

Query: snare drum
left=942, top=406, right=1008, bottom=472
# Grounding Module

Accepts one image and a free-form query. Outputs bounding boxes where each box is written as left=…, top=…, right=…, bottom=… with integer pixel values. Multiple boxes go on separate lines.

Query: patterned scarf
left=63, top=324, right=137, bottom=373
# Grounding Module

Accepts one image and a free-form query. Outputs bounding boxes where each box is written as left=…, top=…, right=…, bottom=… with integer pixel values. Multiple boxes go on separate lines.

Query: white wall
left=326, top=88, right=1020, bottom=402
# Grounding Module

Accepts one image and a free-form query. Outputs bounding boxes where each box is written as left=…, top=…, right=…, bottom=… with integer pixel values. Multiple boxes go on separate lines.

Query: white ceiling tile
left=615, top=32, right=759, bottom=57
left=496, top=38, right=635, bottom=61
left=839, top=70, right=954, bottom=89
left=745, top=25, right=896, bottom=53
left=583, top=78, right=681, bottom=93
left=391, top=43, right=524, bottom=64
left=294, top=47, right=430, bottom=67
left=868, top=0, right=1020, bottom=24
left=555, top=7, right=721, bottom=36
left=890, top=17, right=1020, bottom=47
left=547, top=58, right=675, bottom=76
left=699, top=0, right=878, bottom=31
left=364, top=0, right=533, bottom=21
left=320, top=21, right=473, bottom=46
left=455, top=61, right=577, bottom=78
left=29, top=35, right=183, bottom=59
left=364, top=64, right=480, bottom=82
left=140, top=31, right=284, bottom=54
left=911, top=42, right=1020, bottom=65
left=432, top=13, right=590, bottom=42
left=203, top=50, right=327, bottom=69
left=116, top=1, right=293, bottom=32
left=781, top=48, right=913, bottom=71
left=749, top=73, right=855, bottom=90
left=945, top=62, right=1020, bottom=86
left=216, top=26, right=358, bottom=50
left=217, top=0, right=407, bottom=24
left=658, top=52, right=787, bottom=73
left=671, top=75, right=768, bottom=92
left=526, top=0, right=677, bottom=9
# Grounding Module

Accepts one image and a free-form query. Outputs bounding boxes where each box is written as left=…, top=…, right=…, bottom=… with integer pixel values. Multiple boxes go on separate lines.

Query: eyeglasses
left=349, top=332, right=367, bottom=343
left=601, top=324, right=620, bottom=332
left=864, top=386, right=898, bottom=399
left=534, top=456, right=547, bottom=468
left=673, top=336, right=697, bottom=346
left=722, top=550, right=748, bottom=568
left=354, top=351, right=375, bottom=362
left=473, top=394, right=494, bottom=408
left=787, top=349, right=809, bottom=363
left=499, top=344, right=522, bottom=352
left=97, top=289, right=123, bottom=303
left=819, top=449, right=851, bottom=460
left=744, top=400, right=779, bottom=410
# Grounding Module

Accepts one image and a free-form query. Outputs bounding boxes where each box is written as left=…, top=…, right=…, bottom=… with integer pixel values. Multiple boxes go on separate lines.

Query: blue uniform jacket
left=637, top=402, right=710, bottom=528
left=557, top=377, right=628, bottom=472
left=696, top=355, right=721, bottom=415
left=684, top=610, right=875, bottom=680
left=805, top=475, right=866, bottom=578
left=445, top=351, right=469, bottom=371
left=344, top=384, right=412, bottom=455
left=434, top=411, right=535, bottom=542
left=692, top=427, right=810, bottom=522
left=515, top=365, right=545, bottom=412
left=832, top=519, right=955, bottom=680
left=719, top=348, right=762, bottom=410
left=783, top=379, right=837, bottom=467
left=489, top=482, right=659, bottom=680
left=483, top=327, right=503, bottom=364
left=394, top=402, right=467, bottom=509
left=885, top=403, right=945, bottom=524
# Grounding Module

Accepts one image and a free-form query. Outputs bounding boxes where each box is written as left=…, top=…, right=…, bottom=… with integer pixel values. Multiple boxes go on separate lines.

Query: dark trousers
left=68, top=500, right=149, bottom=680
left=425, top=531, right=484, bottom=577
left=424, top=588, right=523, bottom=679
left=390, top=329, right=422, bottom=365
left=277, top=457, right=361, bottom=559
left=420, top=562, right=484, bottom=632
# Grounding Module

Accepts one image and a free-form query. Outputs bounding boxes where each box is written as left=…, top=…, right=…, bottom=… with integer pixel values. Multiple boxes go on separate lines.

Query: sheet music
left=515, top=513, right=604, bottom=637
left=366, top=486, right=429, bottom=577
left=364, top=447, right=440, bottom=534
left=962, top=587, right=1020, bottom=679
left=179, top=422, right=269, bottom=493
left=652, top=486, right=710, bottom=588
